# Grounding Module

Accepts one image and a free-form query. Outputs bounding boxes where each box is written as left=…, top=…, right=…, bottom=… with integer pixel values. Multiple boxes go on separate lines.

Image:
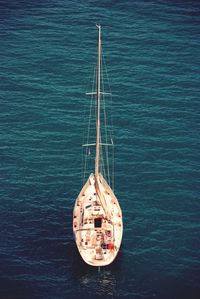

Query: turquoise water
left=1, top=1, right=200, bottom=298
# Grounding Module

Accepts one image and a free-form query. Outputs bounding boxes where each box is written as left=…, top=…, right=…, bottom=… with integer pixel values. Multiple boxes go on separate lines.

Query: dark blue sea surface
left=1, top=0, right=200, bottom=298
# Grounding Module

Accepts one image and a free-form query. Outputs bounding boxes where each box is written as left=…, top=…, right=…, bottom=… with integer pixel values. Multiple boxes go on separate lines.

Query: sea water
left=1, top=1, right=200, bottom=298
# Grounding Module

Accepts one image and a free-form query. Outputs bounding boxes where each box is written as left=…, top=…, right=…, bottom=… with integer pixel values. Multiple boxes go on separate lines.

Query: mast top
left=96, top=24, right=101, bottom=30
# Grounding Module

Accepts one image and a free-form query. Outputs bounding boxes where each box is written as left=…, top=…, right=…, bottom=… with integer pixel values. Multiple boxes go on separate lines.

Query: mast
left=95, top=24, right=101, bottom=177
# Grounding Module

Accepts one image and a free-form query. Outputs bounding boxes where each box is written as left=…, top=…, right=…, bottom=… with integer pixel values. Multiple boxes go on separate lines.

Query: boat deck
left=73, top=173, right=123, bottom=266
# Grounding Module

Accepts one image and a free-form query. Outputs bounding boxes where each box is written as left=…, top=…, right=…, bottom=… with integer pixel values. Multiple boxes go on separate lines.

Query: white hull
left=73, top=173, right=123, bottom=266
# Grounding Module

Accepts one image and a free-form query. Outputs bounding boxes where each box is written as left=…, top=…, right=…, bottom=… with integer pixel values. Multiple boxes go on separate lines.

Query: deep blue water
left=1, top=0, right=200, bottom=298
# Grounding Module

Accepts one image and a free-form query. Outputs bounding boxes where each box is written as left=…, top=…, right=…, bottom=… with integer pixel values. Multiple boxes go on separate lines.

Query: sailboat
left=73, top=25, right=123, bottom=266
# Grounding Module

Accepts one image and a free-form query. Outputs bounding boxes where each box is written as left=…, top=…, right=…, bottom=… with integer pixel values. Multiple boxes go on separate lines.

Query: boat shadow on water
left=68, top=240, right=124, bottom=298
